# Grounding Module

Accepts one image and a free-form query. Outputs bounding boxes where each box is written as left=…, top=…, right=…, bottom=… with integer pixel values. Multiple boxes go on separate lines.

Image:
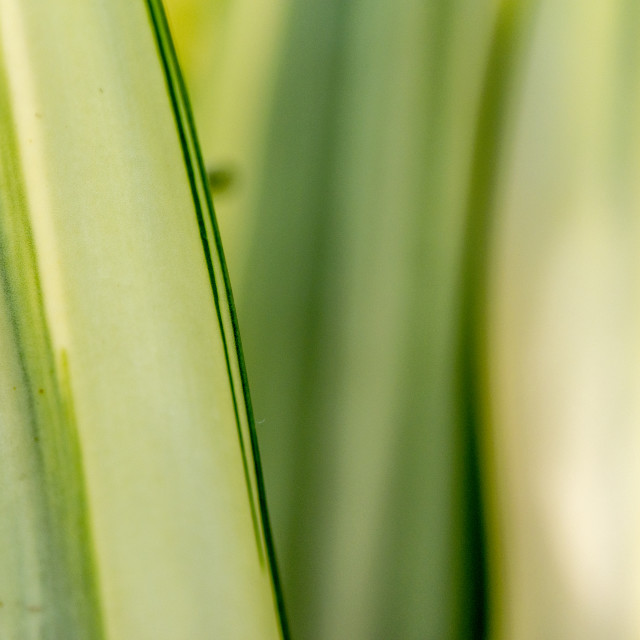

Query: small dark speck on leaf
left=35, top=112, right=42, bottom=119
left=26, top=605, right=42, bottom=613
left=38, top=388, right=44, bottom=395
left=34, top=436, right=39, bottom=442
left=99, top=87, right=104, bottom=94
left=207, top=166, right=236, bottom=194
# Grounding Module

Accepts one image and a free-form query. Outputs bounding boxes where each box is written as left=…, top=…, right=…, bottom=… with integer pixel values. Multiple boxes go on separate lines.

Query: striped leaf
left=168, top=0, right=529, bottom=638
left=0, top=1, right=285, bottom=638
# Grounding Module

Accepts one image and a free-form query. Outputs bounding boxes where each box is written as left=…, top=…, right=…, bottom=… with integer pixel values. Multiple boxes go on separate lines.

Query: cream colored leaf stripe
left=0, top=55, right=105, bottom=639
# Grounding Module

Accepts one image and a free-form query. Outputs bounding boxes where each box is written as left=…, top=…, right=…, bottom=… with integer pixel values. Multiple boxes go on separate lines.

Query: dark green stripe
left=143, top=1, right=289, bottom=637
left=456, top=2, right=539, bottom=637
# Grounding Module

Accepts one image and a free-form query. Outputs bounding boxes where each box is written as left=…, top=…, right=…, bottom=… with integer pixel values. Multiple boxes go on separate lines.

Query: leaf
left=0, top=1, right=284, bottom=638
left=168, top=0, right=525, bottom=638
left=485, top=0, right=640, bottom=636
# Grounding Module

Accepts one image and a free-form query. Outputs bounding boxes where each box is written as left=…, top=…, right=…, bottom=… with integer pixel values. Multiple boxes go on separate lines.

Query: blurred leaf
left=486, top=0, right=640, bottom=637
left=171, top=0, right=526, bottom=637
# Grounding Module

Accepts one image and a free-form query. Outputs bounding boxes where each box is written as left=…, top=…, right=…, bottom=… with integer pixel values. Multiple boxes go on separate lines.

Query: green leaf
left=168, top=0, right=526, bottom=637
left=0, top=1, right=284, bottom=638
left=485, top=0, right=640, bottom=636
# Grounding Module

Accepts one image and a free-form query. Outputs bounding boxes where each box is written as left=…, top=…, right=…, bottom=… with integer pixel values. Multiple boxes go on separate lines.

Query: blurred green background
left=164, top=1, right=640, bottom=638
